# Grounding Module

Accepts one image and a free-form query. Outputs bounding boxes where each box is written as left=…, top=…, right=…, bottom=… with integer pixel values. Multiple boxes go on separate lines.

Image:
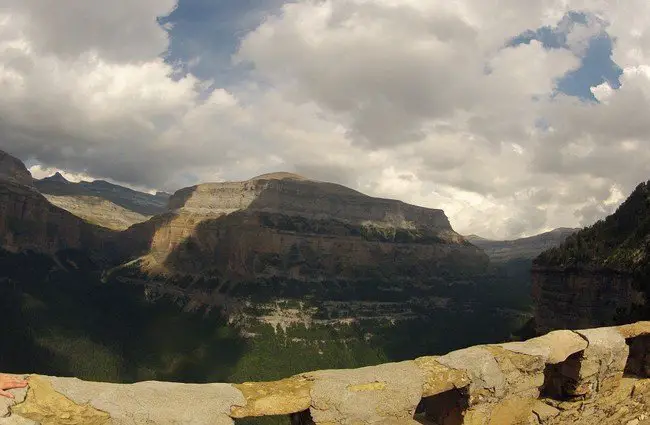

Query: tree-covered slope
left=535, top=181, right=650, bottom=272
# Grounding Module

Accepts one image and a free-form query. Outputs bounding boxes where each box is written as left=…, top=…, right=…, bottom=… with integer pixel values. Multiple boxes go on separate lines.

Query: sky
left=0, top=0, right=649, bottom=239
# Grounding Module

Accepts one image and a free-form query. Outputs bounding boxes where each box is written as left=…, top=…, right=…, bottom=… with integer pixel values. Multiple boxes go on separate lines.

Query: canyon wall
left=2, top=322, right=650, bottom=425
left=531, top=268, right=645, bottom=334
left=123, top=172, right=486, bottom=281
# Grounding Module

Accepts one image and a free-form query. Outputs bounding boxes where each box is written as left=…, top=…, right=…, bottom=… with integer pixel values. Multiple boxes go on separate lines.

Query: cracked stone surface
left=45, top=376, right=244, bottom=425
left=436, top=346, right=506, bottom=404
left=304, top=361, right=425, bottom=424
left=413, top=357, right=470, bottom=397
left=231, top=377, right=312, bottom=417
left=575, top=327, right=629, bottom=396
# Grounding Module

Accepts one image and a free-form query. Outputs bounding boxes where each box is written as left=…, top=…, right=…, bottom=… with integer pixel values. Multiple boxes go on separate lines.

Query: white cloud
left=2, top=0, right=650, bottom=239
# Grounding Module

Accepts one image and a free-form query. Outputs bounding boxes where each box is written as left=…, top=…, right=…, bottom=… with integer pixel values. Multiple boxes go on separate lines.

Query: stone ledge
left=2, top=322, right=650, bottom=424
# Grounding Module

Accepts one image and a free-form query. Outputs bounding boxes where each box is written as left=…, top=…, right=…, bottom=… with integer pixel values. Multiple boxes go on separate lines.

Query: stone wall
left=3, top=322, right=650, bottom=425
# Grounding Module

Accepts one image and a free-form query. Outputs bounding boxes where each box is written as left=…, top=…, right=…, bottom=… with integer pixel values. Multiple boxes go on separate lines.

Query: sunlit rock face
left=123, top=172, right=487, bottom=283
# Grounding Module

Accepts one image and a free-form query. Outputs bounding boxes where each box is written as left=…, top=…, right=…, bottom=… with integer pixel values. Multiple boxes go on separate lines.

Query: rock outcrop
left=0, top=150, right=33, bottom=187
left=2, top=321, right=650, bottom=424
left=0, top=151, right=112, bottom=256
left=123, top=172, right=486, bottom=283
left=533, top=181, right=650, bottom=334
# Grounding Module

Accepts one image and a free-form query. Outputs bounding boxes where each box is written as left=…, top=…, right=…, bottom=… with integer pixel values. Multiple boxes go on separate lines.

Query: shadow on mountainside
left=111, top=180, right=531, bottom=376
left=35, top=178, right=169, bottom=216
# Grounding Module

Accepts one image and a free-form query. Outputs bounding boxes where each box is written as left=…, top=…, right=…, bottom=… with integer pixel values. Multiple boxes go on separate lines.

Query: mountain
left=35, top=173, right=169, bottom=230
left=0, top=150, right=33, bottom=187
left=532, top=181, right=650, bottom=333
left=0, top=154, right=531, bottom=402
left=121, top=172, right=488, bottom=281
left=467, top=228, right=579, bottom=263
left=0, top=151, right=113, bottom=258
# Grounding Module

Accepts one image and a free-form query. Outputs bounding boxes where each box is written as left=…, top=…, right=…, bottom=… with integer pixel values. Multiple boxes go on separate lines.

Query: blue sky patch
left=509, top=11, right=622, bottom=101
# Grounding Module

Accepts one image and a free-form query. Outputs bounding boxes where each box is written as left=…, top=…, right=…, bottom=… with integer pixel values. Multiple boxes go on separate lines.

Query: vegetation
left=536, top=181, right=650, bottom=272
left=0, top=247, right=532, bottom=424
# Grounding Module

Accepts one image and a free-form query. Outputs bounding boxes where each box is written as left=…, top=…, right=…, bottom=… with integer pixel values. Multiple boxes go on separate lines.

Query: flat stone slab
left=499, top=330, right=588, bottom=364
left=304, top=361, right=425, bottom=424
left=14, top=375, right=244, bottom=425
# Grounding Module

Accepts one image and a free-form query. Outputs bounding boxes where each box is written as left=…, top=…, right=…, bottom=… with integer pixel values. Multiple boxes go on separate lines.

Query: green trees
left=535, top=181, right=650, bottom=272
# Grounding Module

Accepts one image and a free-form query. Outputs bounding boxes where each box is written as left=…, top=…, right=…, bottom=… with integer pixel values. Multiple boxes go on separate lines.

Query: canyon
left=4, top=147, right=650, bottom=424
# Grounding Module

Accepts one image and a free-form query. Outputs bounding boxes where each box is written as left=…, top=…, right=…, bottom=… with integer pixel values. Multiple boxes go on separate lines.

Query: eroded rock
left=305, top=361, right=425, bottom=424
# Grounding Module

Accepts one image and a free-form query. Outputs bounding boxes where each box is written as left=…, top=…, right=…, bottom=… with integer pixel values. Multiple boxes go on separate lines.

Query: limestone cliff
left=533, top=181, right=650, bottom=334
left=2, top=321, right=650, bottom=425
left=121, top=172, right=487, bottom=286
left=0, top=151, right=113, bottom=257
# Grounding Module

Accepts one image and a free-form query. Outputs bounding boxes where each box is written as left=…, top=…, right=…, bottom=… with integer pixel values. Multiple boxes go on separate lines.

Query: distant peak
left=43, top=172, right=70, bottom=184
left=249, top=172, right=307, bottom=182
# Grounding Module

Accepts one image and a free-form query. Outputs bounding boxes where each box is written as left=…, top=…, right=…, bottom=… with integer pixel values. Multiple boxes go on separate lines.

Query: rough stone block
left=304, top=361, right=425, bottom=425
left=573, top=327, right=629, bottom=397
left=436, top=347, right=506, bottom=405
left=499, top=330, right=588, bottom=364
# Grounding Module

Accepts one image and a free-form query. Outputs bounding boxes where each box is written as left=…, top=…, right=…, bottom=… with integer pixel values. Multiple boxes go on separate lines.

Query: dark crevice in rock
left=414, top=387, right=469, bottom=425
left=540, top=350, right=586, bottom=401
left=234, top=410, right=315, bottom=425
left=624, top=335, right=650, bottom=377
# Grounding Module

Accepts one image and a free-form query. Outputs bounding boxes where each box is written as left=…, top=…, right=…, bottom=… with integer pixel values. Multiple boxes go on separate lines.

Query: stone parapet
left=2, top=322, right=650, bottom=425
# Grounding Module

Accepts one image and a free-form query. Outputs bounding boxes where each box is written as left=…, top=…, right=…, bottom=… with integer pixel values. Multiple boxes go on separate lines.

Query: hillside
left=532, top=181, right=650, bottom=333
left=35, top=173, right=169, bottom=230
left=535, top=181, right=650, bottom=273
left=0, top=151, right=114, bottom=257
left=467, top=228, right=579, bottom=263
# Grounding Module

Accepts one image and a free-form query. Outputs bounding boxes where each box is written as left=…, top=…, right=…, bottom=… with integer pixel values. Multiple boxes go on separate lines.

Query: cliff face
left=124, top=173, right=486, bottom=282
left=0, top=150, right=33, bottom=187
left=531, top=270, right=644, bottom=334
left=3, top=321, right=650, bottom=425
left=533, top=182, right=650, bottom=333
left=34, top=173, right=169, bottom=230
left=0, top=151, right=112, bottom=256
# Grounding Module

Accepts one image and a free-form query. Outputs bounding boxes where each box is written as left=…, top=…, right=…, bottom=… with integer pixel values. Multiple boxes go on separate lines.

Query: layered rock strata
left=2, top=322, right=650, bottom=424
left=123, top=173, right=487, bottom=283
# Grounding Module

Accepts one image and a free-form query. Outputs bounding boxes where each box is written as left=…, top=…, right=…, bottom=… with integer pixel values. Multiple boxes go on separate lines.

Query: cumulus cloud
left=1, top=0, right=650, bottom=239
